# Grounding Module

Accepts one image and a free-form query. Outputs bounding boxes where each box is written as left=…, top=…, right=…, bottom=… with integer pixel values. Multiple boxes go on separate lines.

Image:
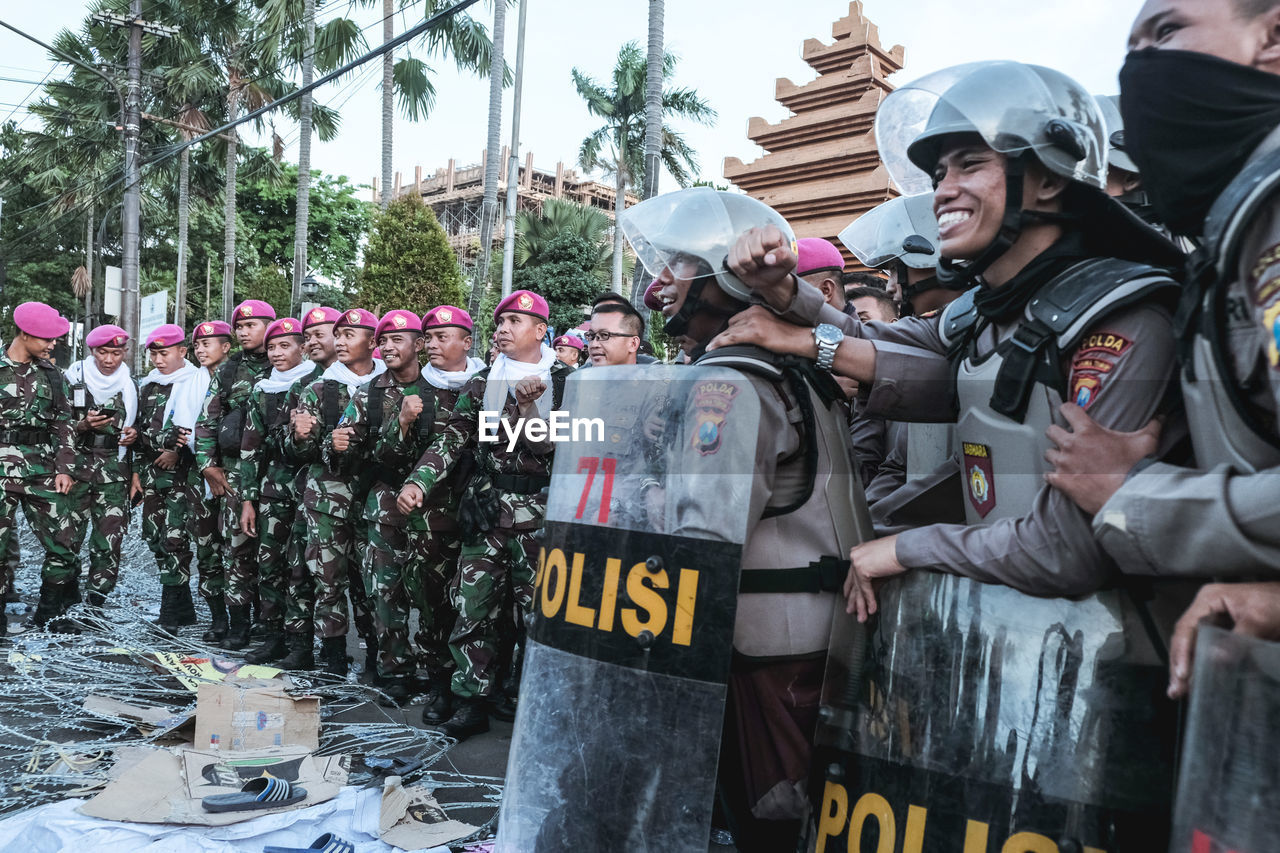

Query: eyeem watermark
left=479, top=411, right=604, bottom=451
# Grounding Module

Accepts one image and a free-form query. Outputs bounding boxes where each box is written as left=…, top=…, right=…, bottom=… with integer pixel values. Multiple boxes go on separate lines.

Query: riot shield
left=1171, top=624, right=1280, bottom=853
left=807, top=573, right=1177, bottom=853
left=496, top=364, right=760, bottom=852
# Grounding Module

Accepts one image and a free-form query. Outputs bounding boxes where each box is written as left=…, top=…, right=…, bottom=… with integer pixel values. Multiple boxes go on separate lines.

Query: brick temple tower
left=723, top=2, right=905, bottom=266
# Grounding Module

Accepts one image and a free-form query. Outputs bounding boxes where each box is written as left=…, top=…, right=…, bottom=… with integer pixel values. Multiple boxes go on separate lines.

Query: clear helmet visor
left=876, top=61, right=1108, bottom=193
left=839, top=192, right=940, bottom=270
left=620, top=187, right=733, bottom=282
left=619, top=187, right=796, bottom=302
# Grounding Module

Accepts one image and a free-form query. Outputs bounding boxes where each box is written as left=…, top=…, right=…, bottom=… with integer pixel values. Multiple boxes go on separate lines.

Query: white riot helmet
left=839, top=193, right=940, bottom=271
left=874, top=61, right=1178, bottom=283
left=620, top=187, right=796, bottom=336
left=1093, top=94, right=1139, bottom=175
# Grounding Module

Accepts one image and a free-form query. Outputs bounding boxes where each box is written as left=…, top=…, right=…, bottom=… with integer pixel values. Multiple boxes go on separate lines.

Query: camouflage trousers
left=282, top=507, right=316, bottom=635
left=253, top=496, right=299, bottom=628
left=304, top=507, right=375, bottom=640
left=0, top=476, right=81, bottom=595
left=65, top=478, right=129, bottom=595
left=365, top=520, right=412, bottom=679
left=141, top=480, right=194, bottom=586
left=2, top=531, right=18, bottom=599
left=404, top=511, right=463, bottom=676
left=449, top=523, right=538, bottom=700
left=190, top=492, right=226, bottom=598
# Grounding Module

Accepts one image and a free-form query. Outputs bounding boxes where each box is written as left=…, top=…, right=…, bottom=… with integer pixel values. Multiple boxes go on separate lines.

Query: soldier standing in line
left=287, top=308, right=384, bottom=676
left=0, top=303, right=78, bottom=634
left=409, top=306, right=483, bottom=723
left=133, top=323, right=202, bottom=631
left=551, top=335, right=583, bottom=369
left=270, top=305, right=341, bottom=670
left=174, top=321, right=233, bottom=637
left=237, top=318, right=315, bottom=662
left=397, top=290, right=571, bottom=741
left=194, top=301, right=274, bottom=643
left=330, top=309, right=431, bottom=701
left=63, top=324, right=138, bottom=615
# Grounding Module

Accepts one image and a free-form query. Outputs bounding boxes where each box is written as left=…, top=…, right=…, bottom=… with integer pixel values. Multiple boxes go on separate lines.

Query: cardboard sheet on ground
left=83, top=695, right=195, bottom=740
left=378, top=776, right=476, bottom=849
left=151, top=651, right=282, bottom=691
left=194, top=678, right=320, bottom=751
left=79, top=746, right=349, bottom=825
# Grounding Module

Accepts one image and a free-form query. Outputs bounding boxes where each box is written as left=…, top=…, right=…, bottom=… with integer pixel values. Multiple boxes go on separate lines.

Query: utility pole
left=467, top=0, right=507, bottom=326
left=500, top=0, right=528, bottom=300
left=92, top=6, right=176, bottom=369
left=291, top=0, right=317, bottom=314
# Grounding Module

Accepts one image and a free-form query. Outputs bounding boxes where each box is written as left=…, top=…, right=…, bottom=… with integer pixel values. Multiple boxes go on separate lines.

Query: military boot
left=201, top=594, right=228, bottom=643
left=32, top=580, right=69, bottom=630
left=490, top=643, right=524, bottom=723
left=377, top=675, right=415, bottom=707
left=155, top=585, right=180, bottom=632
left=277, top=633, right=316, bottom=670
left=434, top=697, right=489, bottom=742
left=224, top=604, right=252, bottom=651
left=357, top=635, right=380, bottom=686
left=320, top=636, right=350, bottom=677
left=244, top=628, right=288, bottom=664
left=421, top=671, right=454, bottom=725
left=173, top=584, right=198, bottom=627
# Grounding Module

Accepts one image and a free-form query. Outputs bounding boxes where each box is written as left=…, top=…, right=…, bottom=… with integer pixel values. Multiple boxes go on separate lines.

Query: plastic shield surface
left=808, top=573, right=1176, bottom=853
left=496, top=365, right=760, bottom=852
left=1171, top=624, right=1280, bottom=853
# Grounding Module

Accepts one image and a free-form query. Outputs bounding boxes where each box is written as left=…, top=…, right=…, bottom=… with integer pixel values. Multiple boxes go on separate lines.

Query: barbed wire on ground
left=0, top=511, right=502, bottom=843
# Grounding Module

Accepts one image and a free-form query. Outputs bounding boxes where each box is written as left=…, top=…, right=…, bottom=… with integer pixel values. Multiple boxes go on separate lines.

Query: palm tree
left=514, top=198, right=618, bottom=281
left=468, top=0, right=509, bottom=324
left=642, top=0, right=665, bottom=200
left=572, top=41, right=715, bottom=295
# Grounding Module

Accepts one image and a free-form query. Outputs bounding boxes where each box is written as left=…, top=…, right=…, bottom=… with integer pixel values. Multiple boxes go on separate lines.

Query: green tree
left=573, top=41, right=716, bottom=295
left=514, top=198, right=615, bottom=280
left=356, top=195, right=465, bottom=314
left=512, top=233, right=601, bottom=334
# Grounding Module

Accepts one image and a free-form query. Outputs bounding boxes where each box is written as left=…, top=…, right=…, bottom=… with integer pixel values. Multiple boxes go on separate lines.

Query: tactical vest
left=696, top=346, right=874, bottom=658
left=366, top=378, right=436, bottom=487
left=905, top=422, right=953, bottom=481
left=941, top=259, right=1179, bottom=525
left=1179, top=148, right=1280, bottom=473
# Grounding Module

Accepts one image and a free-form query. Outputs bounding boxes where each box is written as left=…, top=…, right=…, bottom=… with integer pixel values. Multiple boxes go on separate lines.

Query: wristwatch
left=813, top=323, right=844, bottom=371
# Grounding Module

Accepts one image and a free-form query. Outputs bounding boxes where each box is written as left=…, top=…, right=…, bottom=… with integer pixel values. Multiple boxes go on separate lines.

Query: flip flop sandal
left=202, top=776, right=308, bottom=813
left=263, top=833, right=355, bottom=853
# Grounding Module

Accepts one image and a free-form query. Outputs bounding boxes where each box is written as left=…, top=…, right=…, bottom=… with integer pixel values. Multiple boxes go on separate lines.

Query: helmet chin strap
left=662, top=276, right=738, bottom=339
left=935, top=154, right=1028, bottom=289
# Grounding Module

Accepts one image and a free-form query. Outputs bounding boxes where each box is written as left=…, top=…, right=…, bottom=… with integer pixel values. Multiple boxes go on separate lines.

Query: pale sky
left=1, top=0, right=1146, bottom=200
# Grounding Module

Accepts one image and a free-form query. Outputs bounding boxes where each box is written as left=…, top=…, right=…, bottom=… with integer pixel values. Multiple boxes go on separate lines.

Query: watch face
left=816, top=324, right=843, bottom=345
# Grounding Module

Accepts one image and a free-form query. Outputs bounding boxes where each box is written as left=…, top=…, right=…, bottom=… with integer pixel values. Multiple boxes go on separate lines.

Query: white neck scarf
left=422, top=356, right=485, bottom=391
left=140, top=361, right=198, bottom=388
left=256, top=359, right=315, bottom=394
left=66, top=357, right=138, bottom=460
left=483, top=344, right=557, bottom=418
left=321, top=358, right=387, bottom=397
left=169, top=364, right=214, bottom=451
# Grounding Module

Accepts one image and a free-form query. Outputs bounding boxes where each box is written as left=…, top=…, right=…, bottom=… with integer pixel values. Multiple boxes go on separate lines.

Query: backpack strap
left=321, top=380, right=341, bottom=432
left=367, top=381, right=386, bottom=435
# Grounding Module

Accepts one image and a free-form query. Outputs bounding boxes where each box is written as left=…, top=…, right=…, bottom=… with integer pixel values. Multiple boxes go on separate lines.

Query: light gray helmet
left=839, top=193, right=940, bottom=271
left=1093, top=94, right=1139, bottom=174
left=619, top=187, right=796, bottom=303
left=876, top=61, right=1109, bottom=195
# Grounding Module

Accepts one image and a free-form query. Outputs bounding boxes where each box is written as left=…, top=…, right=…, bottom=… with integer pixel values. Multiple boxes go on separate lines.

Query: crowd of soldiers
left=1, top=0, right=1278, bottom=848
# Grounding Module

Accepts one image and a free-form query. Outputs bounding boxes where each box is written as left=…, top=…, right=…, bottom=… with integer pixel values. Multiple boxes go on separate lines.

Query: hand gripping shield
left=1171, top=623, right=1280, bottom=853
left=807, top=574, right=1178, bottom=852
left=495, top=364, right=760, bottom=852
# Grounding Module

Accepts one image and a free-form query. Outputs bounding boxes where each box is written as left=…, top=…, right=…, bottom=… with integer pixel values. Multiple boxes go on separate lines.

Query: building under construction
left=379, top=151, right=638, bottom=274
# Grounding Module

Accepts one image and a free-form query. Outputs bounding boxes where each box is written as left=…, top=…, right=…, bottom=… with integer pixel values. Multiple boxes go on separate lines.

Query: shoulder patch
left=1251, top=243, right=1280, bottom=286
left=690, top=381, right=738, bottom=456
left=1076, top=332, right=1133, bottom=357
left=1265, top=300, right=1280, bottom=369
left=962, top=442, right=995, bottom=518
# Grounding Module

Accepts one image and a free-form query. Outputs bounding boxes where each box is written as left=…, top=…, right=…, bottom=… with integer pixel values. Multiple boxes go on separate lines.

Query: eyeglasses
left=584, top=331, right=639, bottom=343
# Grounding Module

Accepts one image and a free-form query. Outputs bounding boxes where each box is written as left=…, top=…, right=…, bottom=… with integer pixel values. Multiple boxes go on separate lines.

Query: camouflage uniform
left=64, top=383, right=133, bottom=596
left=135, top=377, right=201, bottom=586
left=404, top=361, right=571, bottom=700
left=340, top=370, right=461, bottom=680
left=239, top=372, right=309, bottom=630
left=0, top=352, right=79, bottom=596
left=278, top=364, right=323, bottom=635
left=286, top=375, right=376, bottom=641
left=194, top=350, right=270, bottom=605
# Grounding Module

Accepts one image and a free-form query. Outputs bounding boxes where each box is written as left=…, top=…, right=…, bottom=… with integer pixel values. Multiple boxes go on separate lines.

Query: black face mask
left=1120, top=48, right=1280, bottom=237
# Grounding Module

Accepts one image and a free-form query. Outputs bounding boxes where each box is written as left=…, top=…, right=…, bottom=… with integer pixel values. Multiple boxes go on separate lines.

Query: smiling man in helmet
left=712, top=61, right=1195, bottom=847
